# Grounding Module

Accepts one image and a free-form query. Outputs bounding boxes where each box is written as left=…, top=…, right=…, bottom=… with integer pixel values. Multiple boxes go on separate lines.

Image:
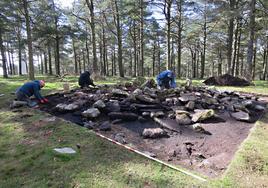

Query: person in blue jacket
left=156, top=70, right=176, bottom=89
left=15, top=80, right=48, bottom=107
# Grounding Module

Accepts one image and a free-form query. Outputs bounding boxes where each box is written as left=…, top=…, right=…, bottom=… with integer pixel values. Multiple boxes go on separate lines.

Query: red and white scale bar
left=94, top=131, right=207, bottom=182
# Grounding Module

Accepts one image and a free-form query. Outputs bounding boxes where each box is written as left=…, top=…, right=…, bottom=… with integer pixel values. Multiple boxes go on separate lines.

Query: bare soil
left=38, top=87, right=267, bottom=177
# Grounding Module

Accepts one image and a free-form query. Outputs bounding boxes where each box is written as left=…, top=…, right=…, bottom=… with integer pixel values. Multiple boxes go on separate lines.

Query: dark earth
left=38, top=84, right=267, bottom=177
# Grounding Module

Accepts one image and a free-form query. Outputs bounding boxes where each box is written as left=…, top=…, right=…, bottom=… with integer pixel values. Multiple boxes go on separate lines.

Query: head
left=85, top=71, right=90, bottom=76
left=39, top=80, right=45, bottom=88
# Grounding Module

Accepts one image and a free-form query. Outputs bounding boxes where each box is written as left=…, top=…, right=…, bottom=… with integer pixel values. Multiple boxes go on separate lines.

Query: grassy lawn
left=0, top=75, right=267, bottom=187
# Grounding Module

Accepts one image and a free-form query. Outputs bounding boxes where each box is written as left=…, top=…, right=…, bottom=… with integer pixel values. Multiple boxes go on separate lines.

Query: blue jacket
left=17, top=80, right=44, bottom=100
left=156, top=70, right=176, bottom=88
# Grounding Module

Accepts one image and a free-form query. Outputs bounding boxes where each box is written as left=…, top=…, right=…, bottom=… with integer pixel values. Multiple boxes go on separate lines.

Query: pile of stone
left=53, top=82, right=266, bottom=139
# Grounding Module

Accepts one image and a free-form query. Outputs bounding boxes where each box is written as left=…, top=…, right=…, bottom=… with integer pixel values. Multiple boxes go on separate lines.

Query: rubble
left=192, top=109, right=215, bottom=123
left=82, top=108, right=101, bottom=118
left=56, top=103, right=79, bottom=112
left=93, top=100, right=106, bottom=109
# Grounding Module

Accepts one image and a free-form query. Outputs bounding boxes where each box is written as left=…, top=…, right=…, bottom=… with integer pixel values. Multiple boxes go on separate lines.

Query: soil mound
left=203, top=74, right=251, bottom=86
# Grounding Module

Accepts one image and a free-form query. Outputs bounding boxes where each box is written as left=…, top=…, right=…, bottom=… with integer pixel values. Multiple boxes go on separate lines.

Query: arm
left=33, top=84, right=44, bottom=100
left=89, top=78, right=96, bottom=87
left=170, top=77, right=176, bottom=88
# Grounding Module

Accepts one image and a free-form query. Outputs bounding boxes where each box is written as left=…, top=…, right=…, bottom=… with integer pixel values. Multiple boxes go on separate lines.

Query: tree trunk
left=231, top=18, right=239, bottom=76
left=218, top=48, right=222, bottom=76
left=72, top=39, right=78, bottom=74
left=252, top=39, right=257, bottom=80
left=227, top=0, right=235, bottom=74
left=83, top=49, right=86, bottom=72
left=48, top=41, right=53, bottom=75
left=235, top=19, right=242, bottom=76
left=114, top=0, right=124, bottom=77
left=0, top=26, right=8, bottom=78
left=139, top=0, right=144, bottom=76
left=44, top=51, right=48, bottom=74
left=261, top=39, right=268, bottom=80
left=165, top=0, right=172, bottom=70
left=85, top=0, right=99, bottom=75
left=246, top=0, right=256, bottom=81
left=152, top=40, right=156, bottom=77
left=23, top=0, right=35, bottom=80
left=176, top=0, right=182, bottom=78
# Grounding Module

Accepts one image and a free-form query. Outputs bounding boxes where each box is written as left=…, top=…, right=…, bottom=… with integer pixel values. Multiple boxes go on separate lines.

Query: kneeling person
left=15, top=80, right=48, bottom=107
left=79, top=71, right=96, bottom=89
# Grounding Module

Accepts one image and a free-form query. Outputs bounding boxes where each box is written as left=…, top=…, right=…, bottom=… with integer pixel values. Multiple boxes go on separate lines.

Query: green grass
left=0, top=75, right=267, bottom=187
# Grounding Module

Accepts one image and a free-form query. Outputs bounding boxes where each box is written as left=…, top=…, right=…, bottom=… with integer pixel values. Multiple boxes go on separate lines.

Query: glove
left=43, top=98, right=49, bottom=103
left=40, top=99, right=45, bottom=104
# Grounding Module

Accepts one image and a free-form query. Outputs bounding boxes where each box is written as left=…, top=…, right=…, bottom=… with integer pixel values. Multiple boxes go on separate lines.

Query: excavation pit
left=39, top=85, right=267, bottom=177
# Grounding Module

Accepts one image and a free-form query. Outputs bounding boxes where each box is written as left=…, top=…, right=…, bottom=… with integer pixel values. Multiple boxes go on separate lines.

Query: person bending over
left=156, top=70, right=176, bottom=89
left=15, top=80, right=48, bottom=107
left=78, top=71, right=96, bottom=89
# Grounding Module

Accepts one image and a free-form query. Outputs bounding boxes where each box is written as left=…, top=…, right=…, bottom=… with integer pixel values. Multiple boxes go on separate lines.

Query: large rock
left=185, top=101, right=195, bottom=110
left=112, top=89, right=129, bottom=97
left=142, top=128, right=167, bottom=139
left=192, top=123, right=212, bottom=135
left=82, top=108, right=101, bottom=118
left=176, top=114, right=192, bottom=125
left=105, top=100, right=120, bottom=112
left=136, top=95, right=158, bottom=104
left=192, top=109, right=215, bottom=122
left=93, top=100, right=106, bottom=109
left=99, top=121, right=111, bottom=131
left=230, top=111, right=250, bottom=122
left=179, top=94, right=197, bottom=103
left=56, top=103, right=79, bottom=112
left=133, top=88, right=143, bottom=95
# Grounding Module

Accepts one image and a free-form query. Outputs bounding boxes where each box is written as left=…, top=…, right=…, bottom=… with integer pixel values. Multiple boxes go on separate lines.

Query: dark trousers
left=15, top=91, right=37, bottom=107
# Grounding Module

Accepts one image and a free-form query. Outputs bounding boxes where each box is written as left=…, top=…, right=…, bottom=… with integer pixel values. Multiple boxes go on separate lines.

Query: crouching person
left=78, top=71, right=96, bottom=89
left=15, top=80, right=48, bottom=107
left=156, top=70, right=176, bottom=89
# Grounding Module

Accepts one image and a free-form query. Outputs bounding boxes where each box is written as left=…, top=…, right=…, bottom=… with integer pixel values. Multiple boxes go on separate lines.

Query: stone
left=185, top=101, right=195, bottom=110
left=99, top=121, right=111, bottom=131
left=53, top=147, right=76, bottom=154
left=199, top=153, right=229, bottom=170
left=136, top=95, right=158, bottom=104
left=114, top=133, right=127, bottom=144
left=192, top=109, right=215, bottom=123
left=150, top=111, right=165, bottom=118
left=133, top=88, right=143, bottom=95
left=93, top=100, right=106, bottom=109
left=142, top=112, right=150, bottom=117
left=82, top=108, right=101, bottom=118
left=192, top=123, right=212, bottom=135
left=105, top=100, right=120, bottom=112
left=143, top=151, right=157, bottom=158
left=141, top=79, right=156, bottom=88
left=219, top=97, right=231, bottom=103
left=112, top=89, right=129, bottom=97
left=178, top=94, right=197, bottom=103
left=142, top=128, right=167, bottom=139
left=56, top=103, right=79, bottom=111
left=254, top=105, right=266, bottom=111
left=83, top=121, right=96, bottom=129
left=202, top=97, right=218, bottom=105
left=230, top=111, right=250, bottom=122
left=175, top=110, right=191, bottom=116
left=176, top=114, right=192, bottom=125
